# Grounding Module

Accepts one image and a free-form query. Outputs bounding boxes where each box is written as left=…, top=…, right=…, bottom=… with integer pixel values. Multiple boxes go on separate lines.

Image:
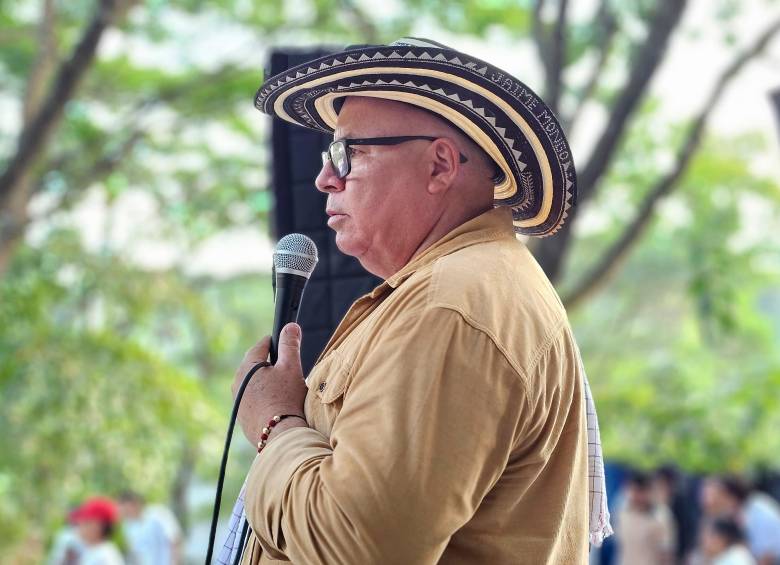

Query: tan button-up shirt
left=242, top=206, right=589, bottom=564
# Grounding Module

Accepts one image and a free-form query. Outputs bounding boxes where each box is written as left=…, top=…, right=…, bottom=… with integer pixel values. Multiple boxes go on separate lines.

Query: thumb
left=277, top=322, right=303, bottom=370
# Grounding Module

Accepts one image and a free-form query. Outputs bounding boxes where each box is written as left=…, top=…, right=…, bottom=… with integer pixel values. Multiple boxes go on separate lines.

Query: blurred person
left=117, top=491, right=181, bottom=565
left=616, top=470, right=676, bottom=565
left=700, top=517, right=756, bottom=565
left=700, top=475, right=780, bottom=565
left=69, top=497, right=124, bottom=565
left=655, top=464, right=698, bottom=564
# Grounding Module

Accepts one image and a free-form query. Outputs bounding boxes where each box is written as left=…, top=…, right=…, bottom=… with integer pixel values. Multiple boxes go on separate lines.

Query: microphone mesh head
left=273, top=233, right=318, bottom=278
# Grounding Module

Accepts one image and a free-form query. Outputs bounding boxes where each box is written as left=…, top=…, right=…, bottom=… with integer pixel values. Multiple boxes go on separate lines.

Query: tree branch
left=23, top=62, right=242, bottom=225
left=545, top=0, right=569, bottom=116
left=340, top=0, right=379, bottom=44
left=532, top=0, right=550, bottom=73
left=577, top=0, right=688, bottom=204
left=0, top=0, right=132, bottom=277
left=23, top=0, right=57, bottom=125
left=0, top=0, right=59, bottom=276
left=0, top=0, right=125, bottom=220
left=562, top=17, right=780, bottom=310
left=7, top=128, right=145, bottom=257
left=532, top=0, right=689, bottom=284
left=22, top=62, right=241, bottom=228
left=565, top=0, right=617, bottom=133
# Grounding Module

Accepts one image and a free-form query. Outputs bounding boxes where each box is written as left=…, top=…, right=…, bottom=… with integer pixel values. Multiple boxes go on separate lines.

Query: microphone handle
left=270, top=273, right=309, bottom=364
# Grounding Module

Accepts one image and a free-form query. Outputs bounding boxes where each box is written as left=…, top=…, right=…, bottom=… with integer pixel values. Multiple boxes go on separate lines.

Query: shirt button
left=318, top=381, right=326, bottom=392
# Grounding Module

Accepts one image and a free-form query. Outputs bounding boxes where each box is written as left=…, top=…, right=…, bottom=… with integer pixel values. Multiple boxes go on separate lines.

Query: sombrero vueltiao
left=254, top=37, right=576, bottom=237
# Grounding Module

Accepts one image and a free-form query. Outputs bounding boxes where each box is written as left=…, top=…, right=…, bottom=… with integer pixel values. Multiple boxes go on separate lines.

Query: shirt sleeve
left=150, top=505, right=182, bottom=541
left=243, top=305, right=527, bottom=564
left=745, top=497, right=780, bottom=557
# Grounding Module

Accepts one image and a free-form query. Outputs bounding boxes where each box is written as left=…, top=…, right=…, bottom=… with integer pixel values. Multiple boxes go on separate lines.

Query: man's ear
left=427, top=138, right=460, bottom=195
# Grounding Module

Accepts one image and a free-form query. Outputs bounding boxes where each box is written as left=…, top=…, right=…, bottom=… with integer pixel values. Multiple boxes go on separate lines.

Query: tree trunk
left=170, top=441, right=198, bottom=534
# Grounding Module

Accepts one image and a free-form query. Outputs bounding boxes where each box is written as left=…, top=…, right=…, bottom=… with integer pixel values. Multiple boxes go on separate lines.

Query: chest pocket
left=304, top=348, right=351, bottom=438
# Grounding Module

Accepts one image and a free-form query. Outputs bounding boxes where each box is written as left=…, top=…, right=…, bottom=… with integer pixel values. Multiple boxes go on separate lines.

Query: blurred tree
left=0, top=0, right=353, bottom=555
left=0, top=229, right=215, bottom=549
left=3, top=0, right=778, bottom=294
left=0, top=225, right=277, bottom=552
left=569, top=119, right=780, bottom=470
left=398, top=0, right=780, bottom=294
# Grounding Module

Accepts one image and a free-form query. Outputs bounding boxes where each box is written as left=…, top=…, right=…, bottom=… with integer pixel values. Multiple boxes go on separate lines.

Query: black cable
left=205, top=360, right=270, bottom=564
left=232, top=518, right=250, bottom=565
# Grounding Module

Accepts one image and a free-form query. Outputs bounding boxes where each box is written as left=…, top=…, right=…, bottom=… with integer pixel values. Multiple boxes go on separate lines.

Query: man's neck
left=408, top=204, right=491, bottom=266
left=362, top=202, right=493, bottom=280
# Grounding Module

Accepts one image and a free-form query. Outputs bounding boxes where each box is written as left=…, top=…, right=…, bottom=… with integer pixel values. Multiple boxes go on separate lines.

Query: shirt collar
left=370, top=206, right=515, bottom=297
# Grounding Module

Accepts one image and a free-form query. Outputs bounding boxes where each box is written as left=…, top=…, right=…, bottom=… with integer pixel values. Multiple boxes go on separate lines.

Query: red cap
left=69, top=497, right=119, bottom=525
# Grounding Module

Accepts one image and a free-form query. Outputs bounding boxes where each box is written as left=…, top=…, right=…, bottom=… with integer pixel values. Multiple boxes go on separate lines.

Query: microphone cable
left=204, top=360, right=270, bottom=564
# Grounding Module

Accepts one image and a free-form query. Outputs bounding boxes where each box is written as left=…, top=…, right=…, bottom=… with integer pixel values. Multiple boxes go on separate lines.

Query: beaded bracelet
left=257, top=414, right=306, bottom=452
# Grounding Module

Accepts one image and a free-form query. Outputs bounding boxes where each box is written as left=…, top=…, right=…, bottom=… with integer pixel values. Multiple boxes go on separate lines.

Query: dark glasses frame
left=321, top=135, right=469, bottom=179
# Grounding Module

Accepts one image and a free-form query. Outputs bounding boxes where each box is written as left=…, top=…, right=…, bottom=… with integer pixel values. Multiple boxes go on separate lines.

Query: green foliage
left=0, top=226, right=277, bottom=552
left=568, top=114, right=780, bottom=471
left=0, top=233, right=193, bottom=546
left=0, top=4, right=291, bottom=550
left=402, top=0, right=531, bottom=38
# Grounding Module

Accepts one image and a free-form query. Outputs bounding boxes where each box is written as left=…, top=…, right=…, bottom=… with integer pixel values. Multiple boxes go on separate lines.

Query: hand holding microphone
left=231, top=323, right=307, bottom=447
left=230, top=233, right=318, bottom=448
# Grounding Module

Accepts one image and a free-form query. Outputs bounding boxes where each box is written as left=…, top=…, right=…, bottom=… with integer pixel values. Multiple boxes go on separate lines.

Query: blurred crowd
left=46, top=491, right=181, bottom=565
left=611, top=468, right=780, bottom=565
left=44, top=469, right=780, bottom=565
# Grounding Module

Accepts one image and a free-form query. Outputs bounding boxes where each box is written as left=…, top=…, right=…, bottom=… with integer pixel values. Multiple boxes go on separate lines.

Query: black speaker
left=268, top=48, right=382, bottom=375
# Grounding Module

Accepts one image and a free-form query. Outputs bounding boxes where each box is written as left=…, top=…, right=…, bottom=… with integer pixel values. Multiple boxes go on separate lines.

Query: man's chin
left=333, top=232, right=364, bottom=259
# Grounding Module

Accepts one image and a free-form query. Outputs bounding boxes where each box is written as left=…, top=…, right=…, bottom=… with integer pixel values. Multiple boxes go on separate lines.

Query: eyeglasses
left=321, top=136, right=469, bottom=180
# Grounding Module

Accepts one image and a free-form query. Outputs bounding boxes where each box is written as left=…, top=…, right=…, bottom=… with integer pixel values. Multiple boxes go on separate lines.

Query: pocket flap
left=310, top=350, right=351, bottom=404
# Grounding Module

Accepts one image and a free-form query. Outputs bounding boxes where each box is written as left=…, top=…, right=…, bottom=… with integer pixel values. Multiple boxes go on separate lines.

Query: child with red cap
left=68, top=497, right=124, bottom=564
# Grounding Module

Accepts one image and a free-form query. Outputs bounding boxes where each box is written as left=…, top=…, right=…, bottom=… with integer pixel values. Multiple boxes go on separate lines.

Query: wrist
left=266, top=417, right=306, bottom=443
left=256, top=413, right=307, bottom=451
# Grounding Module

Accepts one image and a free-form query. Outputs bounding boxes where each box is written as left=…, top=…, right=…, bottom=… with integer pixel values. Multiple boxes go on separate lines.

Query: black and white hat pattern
left=255, top=37, right=576, bottom=237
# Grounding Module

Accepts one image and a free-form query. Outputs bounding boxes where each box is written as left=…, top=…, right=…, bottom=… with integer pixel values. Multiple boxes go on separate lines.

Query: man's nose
left=315, top=158, right=346, bottom=193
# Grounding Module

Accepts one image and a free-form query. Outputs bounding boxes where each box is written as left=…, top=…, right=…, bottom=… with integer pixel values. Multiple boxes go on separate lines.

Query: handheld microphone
left=204, top=234, right=317, bottom=564
left=270, top=233, right=318, bottom=364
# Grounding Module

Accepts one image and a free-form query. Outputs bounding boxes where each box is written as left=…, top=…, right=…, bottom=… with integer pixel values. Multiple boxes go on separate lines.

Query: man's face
left=118, top=499, right=141, bottom=520
left=700, top=479, right=736, bottom=516
left=314, top=97, right=441, bottom=276
left=627, top=483, right=652, bottom=510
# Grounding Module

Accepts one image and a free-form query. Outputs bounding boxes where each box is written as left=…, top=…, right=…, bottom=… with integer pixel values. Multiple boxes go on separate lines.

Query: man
left=616, top=471, right=676, bottom=565
left=701, top=475, right=780, bottom=565
left=230, top=38, right=610, bottom=564
left=118, top=491, right=182, bottom=565
left=653, top=465, right=698, bottom=563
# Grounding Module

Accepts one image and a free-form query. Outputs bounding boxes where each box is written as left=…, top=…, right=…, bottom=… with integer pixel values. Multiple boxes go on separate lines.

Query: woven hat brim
left=255, top=44, right=576, bottom=237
